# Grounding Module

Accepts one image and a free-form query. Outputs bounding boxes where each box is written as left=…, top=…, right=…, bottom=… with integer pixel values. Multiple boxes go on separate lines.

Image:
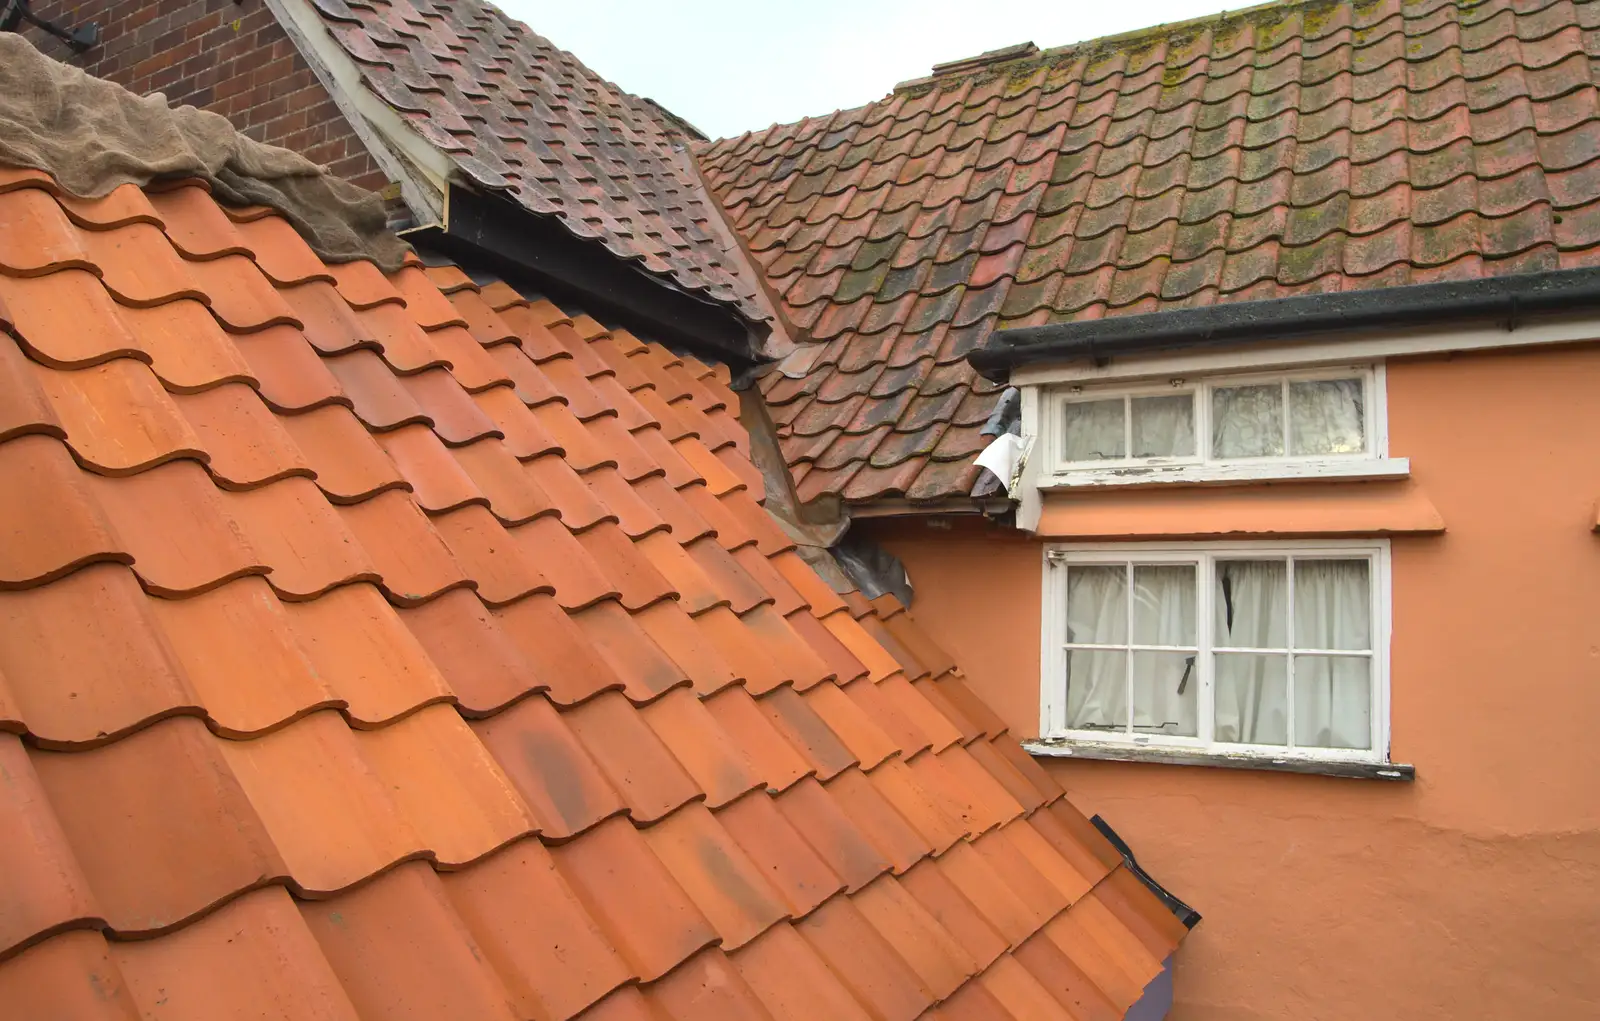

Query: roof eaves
left=971, top=266, right=1600, bottom=381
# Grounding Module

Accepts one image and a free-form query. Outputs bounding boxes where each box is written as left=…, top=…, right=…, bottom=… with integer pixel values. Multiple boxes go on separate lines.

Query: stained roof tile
left=702, top=0, right=1600, bottom=503
left=304, top=0, right=777, bottom=330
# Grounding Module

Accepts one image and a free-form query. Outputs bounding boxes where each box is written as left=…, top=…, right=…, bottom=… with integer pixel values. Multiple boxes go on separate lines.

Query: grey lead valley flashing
left=968, top=265, right=1600, bottom=382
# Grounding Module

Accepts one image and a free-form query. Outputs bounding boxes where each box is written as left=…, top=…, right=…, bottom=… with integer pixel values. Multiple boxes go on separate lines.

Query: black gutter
left=406, top=185, right=765, bottom=371
left=1090, top=815, right=1202, bottom=930
left=969, top=266, right=1600, bottom=382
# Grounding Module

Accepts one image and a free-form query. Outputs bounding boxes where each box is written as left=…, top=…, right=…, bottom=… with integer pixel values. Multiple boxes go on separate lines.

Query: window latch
left=1177, top=656, right=1195, bottom=696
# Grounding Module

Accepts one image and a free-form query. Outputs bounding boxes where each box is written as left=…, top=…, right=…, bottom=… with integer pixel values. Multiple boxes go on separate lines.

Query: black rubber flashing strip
left=969, top=266, right=1600, bottom=382
left=1090, top=814, right=1203, bottom=931
left=414, top=185, right=765, bottom=370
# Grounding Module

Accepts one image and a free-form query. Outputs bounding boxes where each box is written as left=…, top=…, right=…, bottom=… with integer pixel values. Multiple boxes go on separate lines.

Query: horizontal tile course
left=698, top=0, right=1600, bottom=504
left=0, top=166, right=1181, bottom=1019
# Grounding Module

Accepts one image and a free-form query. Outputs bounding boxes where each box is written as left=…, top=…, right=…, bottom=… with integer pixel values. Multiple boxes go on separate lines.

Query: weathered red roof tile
left=300, top=0, right=776, bottom=330
left=703, top=0, right=1600, bottom=504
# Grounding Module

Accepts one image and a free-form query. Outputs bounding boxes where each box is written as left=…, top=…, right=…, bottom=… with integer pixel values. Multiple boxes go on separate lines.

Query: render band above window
left=1039, top=364, right=1398, bottom=486
left=1038, top=541, right=1392, bottom=767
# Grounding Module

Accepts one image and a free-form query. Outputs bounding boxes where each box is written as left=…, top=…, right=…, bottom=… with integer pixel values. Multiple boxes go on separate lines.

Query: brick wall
left=20, top=0, right=389, bottom=190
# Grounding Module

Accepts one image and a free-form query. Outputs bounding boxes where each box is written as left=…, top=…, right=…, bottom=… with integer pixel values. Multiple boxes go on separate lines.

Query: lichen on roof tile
left=698, top=0, right=1600, bottom=504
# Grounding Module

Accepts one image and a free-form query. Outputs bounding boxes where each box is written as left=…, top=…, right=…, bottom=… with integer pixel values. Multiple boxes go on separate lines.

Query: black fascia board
left=969, top=266, right=1600, bottom=382
left=413, top=185, right=764, bottom=371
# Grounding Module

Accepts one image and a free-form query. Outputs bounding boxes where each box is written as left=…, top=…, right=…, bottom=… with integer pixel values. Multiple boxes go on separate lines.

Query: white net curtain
left=1063, top=376, right=1365, bottom=462
left=1065, top=557, right=1372, bottom=750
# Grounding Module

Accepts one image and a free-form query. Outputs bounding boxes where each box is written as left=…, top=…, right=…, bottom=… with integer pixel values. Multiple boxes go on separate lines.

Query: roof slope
left=0, top=166, right=1186, bottom=1019
left=301, top=0, right=775, bottom=325
left=698, top=0, right=1600, bottom=504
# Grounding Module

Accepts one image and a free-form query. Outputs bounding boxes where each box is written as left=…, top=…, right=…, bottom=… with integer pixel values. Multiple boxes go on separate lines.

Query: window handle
left=1177, top=656, right=1195, bottom=696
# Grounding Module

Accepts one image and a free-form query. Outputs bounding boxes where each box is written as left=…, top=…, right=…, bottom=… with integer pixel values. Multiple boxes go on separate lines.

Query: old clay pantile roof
left=0, top=164, right=1188, bottom=1015
left=301, top=0, right=776, bottom=326
left=697, top=0, right=1600, bottom=505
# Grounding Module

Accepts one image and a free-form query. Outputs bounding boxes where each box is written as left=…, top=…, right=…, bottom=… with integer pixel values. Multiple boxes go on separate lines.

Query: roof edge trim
left=267, top=0, right=451, bottom=223
left=971, top=267, right=1600, bottom=382
left=1089, top=814, right=1202, bottom=930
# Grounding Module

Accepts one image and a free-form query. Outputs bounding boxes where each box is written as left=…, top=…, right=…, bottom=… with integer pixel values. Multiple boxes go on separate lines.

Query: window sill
left=1040, top=457, right=1410, bottom=491
left=1023, top=739, right=1415, bottom=781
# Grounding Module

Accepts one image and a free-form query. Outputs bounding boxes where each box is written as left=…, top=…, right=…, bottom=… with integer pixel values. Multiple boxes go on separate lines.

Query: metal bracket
left=1, top=0, right=98, bottom=51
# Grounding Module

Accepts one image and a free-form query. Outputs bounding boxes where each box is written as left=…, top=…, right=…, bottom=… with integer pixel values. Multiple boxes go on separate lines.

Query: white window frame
left=1039, top=539, right=1392, bottom=766
left=1038, top=363, right=1403, bottom=487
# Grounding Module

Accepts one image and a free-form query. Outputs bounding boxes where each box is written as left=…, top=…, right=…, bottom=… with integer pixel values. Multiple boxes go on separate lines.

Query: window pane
left=1211, top=384, right=1284, bottom=458
left=1132, top=651, right=1198, bottom=736
left=1132, top=564, right=1195, bottom=646
left=1214, top=652, right=1287, bottom=745
left=1065, top=650, right=1127, bottom=731
left=1062, top=399, right=1125, bottom=461
left=1066, top=565, right=1127, bottom=646
left=1213, top=559, right=1287, bottom=649
left=1290, top=378, right=1364, bottom=455
left=1131, top=394, right=1195, bottom=458
left=1294, top=656, right=1371, bottom=749
left=1293, top=559, right=1371, bottom=651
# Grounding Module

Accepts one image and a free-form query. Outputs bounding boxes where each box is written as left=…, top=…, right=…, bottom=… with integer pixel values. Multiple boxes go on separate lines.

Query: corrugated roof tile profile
left=697, top=0, right=1600, bottom=503
left=0, top=165, right=1187, bottom=1019
left=298, top=0, right=778, bottom=328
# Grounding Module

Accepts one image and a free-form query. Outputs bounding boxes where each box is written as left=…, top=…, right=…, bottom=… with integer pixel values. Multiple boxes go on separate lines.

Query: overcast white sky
left=500, top=1, right=1246, bottom=139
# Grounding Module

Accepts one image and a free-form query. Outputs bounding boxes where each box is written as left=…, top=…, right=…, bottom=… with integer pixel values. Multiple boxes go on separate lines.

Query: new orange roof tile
left=641, top=802, right=790, bottom=949
left=0, top=733, right=102, bottom=954
left=703, top=685, right=813, bottom=793
left=441, top=839, right=632, bottom=1020
left=717, top=790, right=845, bottom=920
left=29, top=716, right=286, bottom=932
left=852, top=873, right=979, bottom=1001
left=797, top=894, right=934, bottom=1021
left=639, top=686, right=762, bottom=808
left=0, top=929, right=141, bottom=1021
left=149, top=575, right=337, bottom=737
left=114, top=885, right=361, bottom=1021
left=0, top=141, right=1186, bottom=1020
left=565, top=690, right=702, bottom=824
left=0, top=564, right=195, bottom=745
left=300, top=862, right=519, bottom=1021
left=632, top=599, right=742, bottom=698
left=552, top=815, right=720, bottom=982
left=396, top=587, right=541, bottom=715
left=277, top=403, right=408, bottom=503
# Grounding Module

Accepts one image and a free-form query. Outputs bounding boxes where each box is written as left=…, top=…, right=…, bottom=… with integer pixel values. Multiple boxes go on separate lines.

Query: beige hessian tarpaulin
left=0, top=32, right=410, bottom=270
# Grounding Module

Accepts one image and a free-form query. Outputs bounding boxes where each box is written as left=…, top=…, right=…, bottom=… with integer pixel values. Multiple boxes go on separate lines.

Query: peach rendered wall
left=859, top=343, right=1600, bottom=1020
